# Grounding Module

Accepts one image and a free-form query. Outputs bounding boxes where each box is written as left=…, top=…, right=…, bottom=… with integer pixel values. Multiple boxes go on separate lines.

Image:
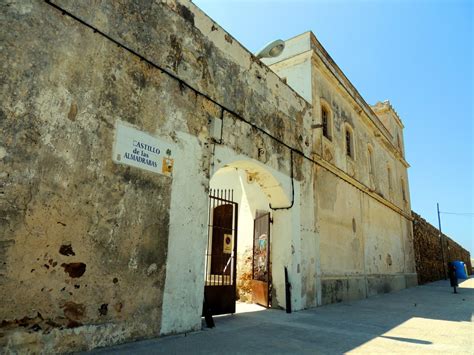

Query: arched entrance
left=203, top=155, right=293, bottom=316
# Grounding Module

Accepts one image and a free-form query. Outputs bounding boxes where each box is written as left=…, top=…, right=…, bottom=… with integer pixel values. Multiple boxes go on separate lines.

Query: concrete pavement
left=89, top=278, right=473, bottom=354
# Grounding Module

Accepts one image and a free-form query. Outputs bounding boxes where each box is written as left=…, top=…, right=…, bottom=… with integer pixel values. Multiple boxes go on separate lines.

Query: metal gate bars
left=203, top=189, right=238, bottom=315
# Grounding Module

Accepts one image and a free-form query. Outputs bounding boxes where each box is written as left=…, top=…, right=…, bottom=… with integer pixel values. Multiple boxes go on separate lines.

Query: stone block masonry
left=412, top=211, right=471, bottom=284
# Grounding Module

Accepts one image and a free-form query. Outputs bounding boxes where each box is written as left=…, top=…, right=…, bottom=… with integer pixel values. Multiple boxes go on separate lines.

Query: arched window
left=368, top=145, right=375, bottom=177
left=345, top=125, right=354, bottom=158
left=321, top=102, right=332, bottom=141
left=401, top=178, right=407, bottom=202
left=387, top=166, right=392, bottom=191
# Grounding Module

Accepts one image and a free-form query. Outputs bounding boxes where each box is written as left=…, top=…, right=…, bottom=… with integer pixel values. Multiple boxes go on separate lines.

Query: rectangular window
left=387, top=167, right=392, bottom=190
left=368, top=148, right=374, bottom=176
left=346, top=130, right=352, bottom=157
left=401, top=179, right=406, bottom=201
left=322, top=108, right=328, bottom=139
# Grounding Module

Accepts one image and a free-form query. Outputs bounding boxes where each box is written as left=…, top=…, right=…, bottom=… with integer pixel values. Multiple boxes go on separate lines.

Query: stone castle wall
left=412, top=211, right=471, bottom=284
left=1, top=0, right=312, bottom=351
left=1, top=0, right=440, bottom=352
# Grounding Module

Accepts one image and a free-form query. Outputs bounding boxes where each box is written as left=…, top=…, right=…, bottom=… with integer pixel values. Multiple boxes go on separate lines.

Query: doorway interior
left=204, top=166, right=273, bottom=315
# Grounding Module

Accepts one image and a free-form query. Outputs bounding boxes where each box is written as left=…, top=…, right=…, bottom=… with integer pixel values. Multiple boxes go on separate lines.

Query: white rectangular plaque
left=112, top=121, right=174, bottom=177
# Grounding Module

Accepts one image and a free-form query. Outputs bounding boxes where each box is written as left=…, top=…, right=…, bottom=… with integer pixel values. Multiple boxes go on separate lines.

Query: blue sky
left=195, top=0, right=473, bottom=253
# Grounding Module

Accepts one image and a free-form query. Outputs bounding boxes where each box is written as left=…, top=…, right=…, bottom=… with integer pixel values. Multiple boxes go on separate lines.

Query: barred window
left=322, top=107, right=330, bottom=140
left=345, top=129, right=353, bottom=158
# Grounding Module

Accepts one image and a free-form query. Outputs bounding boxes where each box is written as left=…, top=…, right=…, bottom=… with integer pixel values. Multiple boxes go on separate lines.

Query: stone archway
left=208, top=148, right=296, bottom=310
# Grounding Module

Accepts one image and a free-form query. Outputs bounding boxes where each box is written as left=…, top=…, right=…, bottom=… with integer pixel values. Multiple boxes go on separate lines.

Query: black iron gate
left=203, top=189, right=238, bottom=315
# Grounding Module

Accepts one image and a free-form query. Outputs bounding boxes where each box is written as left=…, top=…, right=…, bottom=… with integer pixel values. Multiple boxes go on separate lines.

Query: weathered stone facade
left=1, top=0, right=311, bottom=351
left=1, top=0, right=421, bottom=352
left=412, top=212, right=471, bottom=284
left=263, top=32, right=417, bottom=305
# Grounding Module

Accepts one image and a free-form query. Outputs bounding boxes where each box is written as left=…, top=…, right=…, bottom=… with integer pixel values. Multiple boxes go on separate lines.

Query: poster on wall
left=223, top=234, right=233, bottom=254
left=112, top=120, right=174, bottom=177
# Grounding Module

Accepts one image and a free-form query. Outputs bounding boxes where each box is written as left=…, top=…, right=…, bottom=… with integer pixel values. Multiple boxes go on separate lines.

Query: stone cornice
left=302, top=33, right=409, bottom=168
left=308, top=51, right=410, bottom=168
left=312, top=152, right=413, bottom=221
left=269, top=45, right=410, bottom=169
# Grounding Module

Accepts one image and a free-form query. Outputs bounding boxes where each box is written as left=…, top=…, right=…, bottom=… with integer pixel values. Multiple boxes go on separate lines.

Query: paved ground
left=90, top=278, right=473, bottom=354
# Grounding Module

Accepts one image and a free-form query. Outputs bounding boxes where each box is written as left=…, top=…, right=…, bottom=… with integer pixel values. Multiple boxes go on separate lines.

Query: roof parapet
left=371, top=100, right=404, bottom=129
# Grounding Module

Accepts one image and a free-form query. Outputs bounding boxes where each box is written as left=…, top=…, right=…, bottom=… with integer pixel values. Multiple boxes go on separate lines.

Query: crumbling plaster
left=1, top=0, right=419, bottom=352
left=1, top=0, right=313, bottom=351
left=264, top=32, right=417, bottom=305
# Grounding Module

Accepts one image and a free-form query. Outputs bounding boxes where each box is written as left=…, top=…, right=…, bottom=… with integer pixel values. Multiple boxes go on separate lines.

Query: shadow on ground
left=89, top=278, right=474, bottom=354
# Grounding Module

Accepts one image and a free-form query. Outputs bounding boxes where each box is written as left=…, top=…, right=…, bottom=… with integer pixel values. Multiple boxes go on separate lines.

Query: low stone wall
left=412, top=211, right=472, bottom=284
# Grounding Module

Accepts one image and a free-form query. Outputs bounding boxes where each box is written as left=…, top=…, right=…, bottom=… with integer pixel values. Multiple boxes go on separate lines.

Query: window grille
left=346, top=129, right=352, bottom=157
left=322, top=107, right=329, bottom=139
